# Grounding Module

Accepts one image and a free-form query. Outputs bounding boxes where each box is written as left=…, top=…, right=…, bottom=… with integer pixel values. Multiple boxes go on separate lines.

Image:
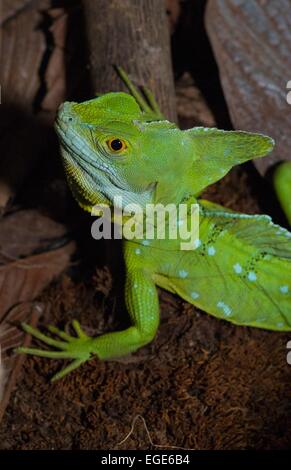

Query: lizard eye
left=107, top=138, right=127, bottom=153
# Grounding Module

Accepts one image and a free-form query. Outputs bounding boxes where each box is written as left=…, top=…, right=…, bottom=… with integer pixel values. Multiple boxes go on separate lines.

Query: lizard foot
left=16, top=320, right=96, bottom=381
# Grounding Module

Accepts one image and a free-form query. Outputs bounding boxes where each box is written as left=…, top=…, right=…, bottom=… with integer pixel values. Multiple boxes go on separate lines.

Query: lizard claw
left=16, top=320, right=96, bottom=381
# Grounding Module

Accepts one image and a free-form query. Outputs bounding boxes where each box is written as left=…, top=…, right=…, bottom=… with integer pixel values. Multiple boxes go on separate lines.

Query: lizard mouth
left=55, top=112, right=156, bottom=211
left=55, top=102, right=156, bottom=208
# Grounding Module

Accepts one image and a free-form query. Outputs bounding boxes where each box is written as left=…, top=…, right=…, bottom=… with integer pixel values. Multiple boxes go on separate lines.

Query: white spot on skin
left=142, top=240, right=150, bottom=246
left=207, top=246, right=216, bottom=256
left=193, top=239, right=201, bottom=249
left=191, top=292, right=200, bottom=299
left=280, top=285, right=289, bottom=294
left=233, top=263, right=242, bottom=274
left=247, top=271, right=257, bottom=282
left=135, top=248, right=141, bottom=255
left=134, top=283, right=138, bottom=289
left=277, top=322, right=284, bottom=328
left=217, top=301, right=232, bottom=316
left=179, top=270, right=188, bottom=278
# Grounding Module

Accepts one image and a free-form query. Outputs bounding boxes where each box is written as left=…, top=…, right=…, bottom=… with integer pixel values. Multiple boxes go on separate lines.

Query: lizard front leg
left=17, top=268, right=160, bottom=381
left=91, top=269, right=160, bottom=359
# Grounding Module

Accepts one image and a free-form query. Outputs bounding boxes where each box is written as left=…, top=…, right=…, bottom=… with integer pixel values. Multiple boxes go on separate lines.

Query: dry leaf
left=0, top=241, right=75, bottom=321
left=0, top=1, right=49, bottom=209
left=0, top=303, right=41, bottom=421
left=0, top=240, right=75, bottom=421
left=0, top=209, right=69, bottom=263
left=206, top=0, right=291, bottom=175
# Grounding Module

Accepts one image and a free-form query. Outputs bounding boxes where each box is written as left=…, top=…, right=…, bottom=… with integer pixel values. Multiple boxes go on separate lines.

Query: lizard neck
left=110, top=195, right=199, bottom=245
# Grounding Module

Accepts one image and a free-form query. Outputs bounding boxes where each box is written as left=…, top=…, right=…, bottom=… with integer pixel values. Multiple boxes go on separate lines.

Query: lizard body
left=18, top=71, right=291, bottom=381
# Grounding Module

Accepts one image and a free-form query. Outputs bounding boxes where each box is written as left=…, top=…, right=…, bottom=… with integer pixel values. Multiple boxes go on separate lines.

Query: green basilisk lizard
left=18, top=69, right=291, bottom=382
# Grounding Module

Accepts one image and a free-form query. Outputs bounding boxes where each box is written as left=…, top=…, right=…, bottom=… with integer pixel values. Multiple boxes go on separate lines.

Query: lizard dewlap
left=17, top=71, right=291, bottom=382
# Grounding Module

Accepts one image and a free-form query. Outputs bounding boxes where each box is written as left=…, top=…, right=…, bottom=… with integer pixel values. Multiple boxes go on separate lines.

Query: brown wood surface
left=82, top=0, right=177, bottom=121
left=206, top=0, right=291, bottom=175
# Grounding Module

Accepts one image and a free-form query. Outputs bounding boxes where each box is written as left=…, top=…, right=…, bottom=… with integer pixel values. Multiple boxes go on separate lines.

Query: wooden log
left=82, top=0, right=177, bottom=122
left=205, top=0, right=291, bottom=176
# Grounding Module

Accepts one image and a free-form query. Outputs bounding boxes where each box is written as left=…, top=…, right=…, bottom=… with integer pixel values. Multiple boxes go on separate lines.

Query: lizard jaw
left=55, top=102, right=156, bottom=211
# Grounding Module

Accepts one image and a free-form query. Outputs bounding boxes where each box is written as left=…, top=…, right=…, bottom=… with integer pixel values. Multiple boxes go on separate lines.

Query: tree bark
left=82, top=0, right=177, bottom=122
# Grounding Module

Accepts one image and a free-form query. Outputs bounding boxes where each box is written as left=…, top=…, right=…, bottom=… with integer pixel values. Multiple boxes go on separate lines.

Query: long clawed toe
left=16, top=347, right=74, bottom=359
left=71, top=319, right=88, bottom=339
left=46, top=324, right=74, bottom=342
left=21, top=322, right=69, bottom=350
left=16, top=321, right=93, bottom=381
left=16, top=321, right=89, bottom=357
left=51, top=359, right=86, bottom=382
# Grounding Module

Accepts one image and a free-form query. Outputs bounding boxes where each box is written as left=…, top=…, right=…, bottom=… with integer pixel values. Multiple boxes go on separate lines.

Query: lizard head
left=55, top=92, right=191, bottom=213
left=55, top=91, right=274, bottom=215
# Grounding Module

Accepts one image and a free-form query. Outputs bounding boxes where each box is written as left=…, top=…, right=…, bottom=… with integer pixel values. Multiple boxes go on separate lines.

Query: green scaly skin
left=273, top=161, right=291, bottom=225
left=17, top=68, right=291, bottom=382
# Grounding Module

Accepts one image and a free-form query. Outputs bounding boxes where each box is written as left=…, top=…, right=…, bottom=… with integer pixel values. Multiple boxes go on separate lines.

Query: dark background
left=0, top=0, right=290, bottom=450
